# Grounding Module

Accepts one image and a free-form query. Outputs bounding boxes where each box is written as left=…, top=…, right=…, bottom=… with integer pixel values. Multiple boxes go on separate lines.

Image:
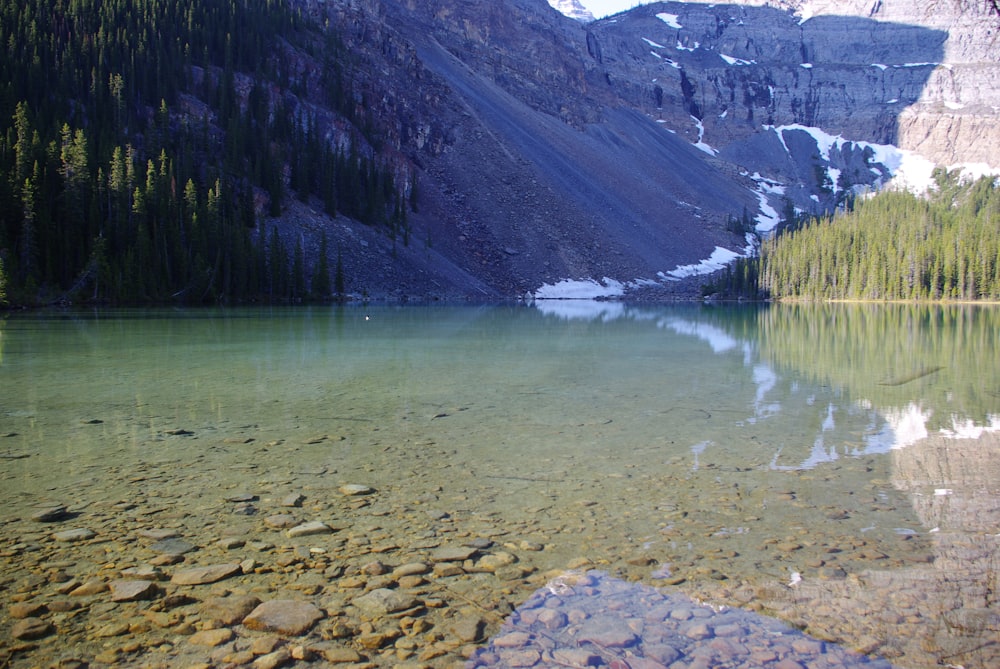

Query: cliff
left=282, top=0, right=998, bottom=299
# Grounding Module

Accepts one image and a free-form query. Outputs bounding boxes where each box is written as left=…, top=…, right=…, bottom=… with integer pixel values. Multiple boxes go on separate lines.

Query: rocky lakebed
left=2, top=420, right=996, bottom=669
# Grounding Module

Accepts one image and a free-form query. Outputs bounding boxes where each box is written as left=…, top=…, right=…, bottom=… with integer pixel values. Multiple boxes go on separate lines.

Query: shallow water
left=1, top=303, right=998, bottom=668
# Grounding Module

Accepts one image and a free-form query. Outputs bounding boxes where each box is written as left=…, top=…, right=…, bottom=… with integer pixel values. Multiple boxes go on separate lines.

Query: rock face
left=584, top=1, right=1000, bottom=167
left=282, top=0, right=998, bottom=298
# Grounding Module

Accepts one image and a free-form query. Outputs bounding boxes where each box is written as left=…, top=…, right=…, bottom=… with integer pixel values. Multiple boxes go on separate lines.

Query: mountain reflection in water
left=469, top=570, right=895, bottom=669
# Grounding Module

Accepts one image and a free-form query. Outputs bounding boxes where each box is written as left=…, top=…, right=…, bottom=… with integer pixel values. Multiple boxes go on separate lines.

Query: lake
left=1, top=302, right=997, bottom=668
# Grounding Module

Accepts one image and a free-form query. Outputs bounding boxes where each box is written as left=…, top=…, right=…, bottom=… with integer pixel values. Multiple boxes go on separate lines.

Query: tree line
left=0, top=0, right=409, bottom=305
left=708, top=171, right=1000, bottom=301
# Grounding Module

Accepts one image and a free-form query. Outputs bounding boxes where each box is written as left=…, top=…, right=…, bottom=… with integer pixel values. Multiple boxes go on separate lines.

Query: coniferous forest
left=710, top=172, right=1000, bottom=301
left=0, top=0, right=408, bottom=305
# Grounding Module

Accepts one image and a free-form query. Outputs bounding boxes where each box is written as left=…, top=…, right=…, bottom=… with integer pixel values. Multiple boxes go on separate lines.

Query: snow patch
left=660, top=246, right=742, bottom=280
left=765, top=124, right=943, bottom=194
left=746, top=171, right=785, bottom=233
left=643, top=37, right=666, bottom=49
left=720, top=53, right=755, bottom=66
left=533, top=277, right=626, bottom=300
left=692, top=116, right=717, bottom=155
left=676, top=41, right=699, bottom=52
left=656, top=12, right=682, bottom=29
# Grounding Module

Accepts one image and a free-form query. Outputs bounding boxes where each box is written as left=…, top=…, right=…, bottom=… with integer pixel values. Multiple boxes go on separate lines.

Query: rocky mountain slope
left=285, top=0, right=999, bottom=300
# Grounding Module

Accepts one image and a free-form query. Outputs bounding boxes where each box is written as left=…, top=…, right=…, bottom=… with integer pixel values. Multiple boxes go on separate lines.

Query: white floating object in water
left=788, top=571, right=802, bottom=586
left=934, top=488, right=953, bottom=496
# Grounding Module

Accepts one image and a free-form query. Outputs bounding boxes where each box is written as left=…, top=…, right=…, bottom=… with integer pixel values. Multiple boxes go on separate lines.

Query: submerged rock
left=11, top=617, right=54, bottom=640
left=243, top=599, right=324, bottom=635
left=286, top=520, right=334, bottom=538
left=52, top=528, right=95, bottom=542
left=109, top=579, right=159, bottom=602
left=170, top=563, right=241, bottom=585
left=31, top=504, right=69, bottom=522
left=352, top=588, right=420, bottom=617
left=338, top=484, right=375, bottom=496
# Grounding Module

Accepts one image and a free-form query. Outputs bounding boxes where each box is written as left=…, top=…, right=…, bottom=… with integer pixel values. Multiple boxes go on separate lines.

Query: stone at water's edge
left=243, top=599, right=325, bottom=635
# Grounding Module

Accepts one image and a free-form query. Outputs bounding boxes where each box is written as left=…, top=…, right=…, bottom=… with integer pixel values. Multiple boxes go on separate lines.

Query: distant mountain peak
left=548, top=0, right=595, bottom=22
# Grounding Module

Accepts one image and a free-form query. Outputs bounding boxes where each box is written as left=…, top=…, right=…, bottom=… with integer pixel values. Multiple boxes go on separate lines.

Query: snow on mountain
left=547, top=0, right=595, bottom=22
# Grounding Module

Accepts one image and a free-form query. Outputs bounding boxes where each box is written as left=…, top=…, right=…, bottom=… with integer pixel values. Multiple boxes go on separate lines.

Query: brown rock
left=243, top=600, right=324, bottom=635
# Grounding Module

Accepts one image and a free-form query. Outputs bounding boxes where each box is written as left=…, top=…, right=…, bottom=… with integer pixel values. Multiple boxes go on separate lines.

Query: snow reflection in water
left=470, top=570, right=895, bottom=669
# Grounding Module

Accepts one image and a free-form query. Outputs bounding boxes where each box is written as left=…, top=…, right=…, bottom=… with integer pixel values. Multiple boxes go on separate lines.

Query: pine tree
left=312, top=232, right=331, bottom=298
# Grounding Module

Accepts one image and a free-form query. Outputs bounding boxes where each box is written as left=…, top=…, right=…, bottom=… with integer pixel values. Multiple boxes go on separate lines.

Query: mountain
left=1, top=0, right=997, bottom=304
left=548, top=0, right=597, bottom=22
left=301, top=0, right=998, bottom=299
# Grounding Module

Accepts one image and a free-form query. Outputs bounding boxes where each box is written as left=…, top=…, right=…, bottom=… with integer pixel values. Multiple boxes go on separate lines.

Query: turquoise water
left=1, top=303, right=998, bottom=668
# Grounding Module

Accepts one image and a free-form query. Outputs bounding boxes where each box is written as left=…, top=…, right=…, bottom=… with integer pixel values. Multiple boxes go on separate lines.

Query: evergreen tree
left=0, top=0, right=407, bottom=305
left=312, top=232, right=331, bottom=298
left=754, top=173, right=1000, bottom=301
